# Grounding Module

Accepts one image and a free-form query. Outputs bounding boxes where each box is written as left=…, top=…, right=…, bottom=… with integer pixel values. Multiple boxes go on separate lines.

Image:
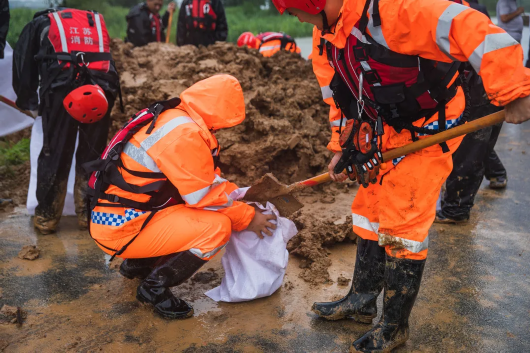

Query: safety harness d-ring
left=76, top=52, right=89, bottom=67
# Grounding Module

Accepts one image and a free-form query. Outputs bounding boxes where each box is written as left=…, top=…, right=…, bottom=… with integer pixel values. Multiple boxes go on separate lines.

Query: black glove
left=333, top=120, right=382, bottom=188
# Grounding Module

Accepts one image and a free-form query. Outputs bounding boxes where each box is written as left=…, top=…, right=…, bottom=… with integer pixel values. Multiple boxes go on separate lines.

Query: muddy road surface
left=1, top=126, right=529, bottom=352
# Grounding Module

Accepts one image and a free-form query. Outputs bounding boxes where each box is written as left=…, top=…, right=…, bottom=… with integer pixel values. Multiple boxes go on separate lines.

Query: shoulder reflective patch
left=367, top=0, right=388, bottom=48
left=123, top=142, right=161, bottom=172
left=140, top=116, right=195, bottom=151
left=436, top=3, right=468, bottom=60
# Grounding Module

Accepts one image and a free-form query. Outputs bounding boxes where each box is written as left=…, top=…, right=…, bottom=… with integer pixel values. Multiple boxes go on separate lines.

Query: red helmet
left=63, top=84, right=108, bottom=124
left=271, top=0, right=326, bottom=15
left=237, top=32, right=259, bottom=49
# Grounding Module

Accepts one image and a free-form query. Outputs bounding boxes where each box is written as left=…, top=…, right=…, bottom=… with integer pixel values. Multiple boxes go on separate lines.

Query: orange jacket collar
left=177, top=74, right=246, bottom=146
left=322, top=0, right=367, bottom=49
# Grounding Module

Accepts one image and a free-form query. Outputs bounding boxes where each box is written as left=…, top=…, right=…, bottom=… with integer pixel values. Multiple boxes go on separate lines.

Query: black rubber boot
left=312, top=238, right=386, bottom=323
left=350, top=255, right=426, bottom=353
left=119, top=257, right=161, bottom=280
left=136, top=251, right=207, bottom=319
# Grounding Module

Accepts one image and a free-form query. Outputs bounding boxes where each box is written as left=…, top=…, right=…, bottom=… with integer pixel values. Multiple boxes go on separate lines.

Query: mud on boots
left=136, top=251, right=207, bottom=319
left=312, top=238, right=385, bottom=323
left=350, top=255, right=426, bottom=353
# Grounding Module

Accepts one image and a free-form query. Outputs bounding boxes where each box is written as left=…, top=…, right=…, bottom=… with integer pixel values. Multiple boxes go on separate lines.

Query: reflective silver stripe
left=181, top=175, right=228, bottom=205
left=321, top=85, right=333, bottom=100
left=367, top=0, right=388, bottom=48
left=351, top=26, right=368, bottom=44
left=379, top=233, right=429, bottom=253
left=204, top=193, right=234, bottom=211
left=351, top=213, right=380, bottom=233
left=259, top=45, right=281, bottom=52
left=436, top=3, right=467, bottom=60
left=123, top=143, right=161, bottom=172
left=468, top=32, right=519, bottom=73
left=330, top=119, right=345, bottom=128
left=262, top=33, right=281, bottom=41
left=94, top=13, right=104, bottom=53
left=52, top=12, right=68, bottom=52
left=190, top=244, right=226, bottom=259
left=140, top=116, right=194, bottom=151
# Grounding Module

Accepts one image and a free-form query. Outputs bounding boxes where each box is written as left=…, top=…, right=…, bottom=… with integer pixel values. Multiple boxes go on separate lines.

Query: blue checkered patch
left=392, top=156, right=405, bottom=167
left=417, top=114, right=463, bottom=136
left=91, top=209, right=147, bottom=227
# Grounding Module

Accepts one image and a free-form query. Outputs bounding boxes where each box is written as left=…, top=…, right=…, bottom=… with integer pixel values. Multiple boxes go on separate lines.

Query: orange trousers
left=95, top=204, right=232, bottom=260
left=351, top=122, right=464, bottom=261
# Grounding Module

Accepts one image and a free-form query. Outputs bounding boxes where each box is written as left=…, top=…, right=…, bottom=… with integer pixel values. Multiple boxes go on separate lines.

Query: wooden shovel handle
left=165, top=11, right=174, bottom=44
left=290, top=110, right=506, bottom=191
left=0, top=95, right=34, bottom=118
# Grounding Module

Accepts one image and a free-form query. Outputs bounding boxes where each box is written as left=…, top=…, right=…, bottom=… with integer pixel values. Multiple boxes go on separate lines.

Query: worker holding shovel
left=271, top=0, right=530, bottom=351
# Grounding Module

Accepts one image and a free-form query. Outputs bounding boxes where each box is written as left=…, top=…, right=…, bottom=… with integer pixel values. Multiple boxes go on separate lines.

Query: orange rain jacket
left=90, top=75, right=255, bottom=259
left=313, top=0, right=530, bottom=153
left=311, top=0, right=530, bottom=260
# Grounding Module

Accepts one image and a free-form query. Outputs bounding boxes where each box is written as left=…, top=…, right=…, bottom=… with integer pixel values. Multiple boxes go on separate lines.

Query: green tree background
left=7, top=0, right=530, bottom=48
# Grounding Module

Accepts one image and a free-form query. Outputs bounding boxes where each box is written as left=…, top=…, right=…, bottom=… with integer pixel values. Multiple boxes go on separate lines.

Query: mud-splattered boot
left=137, top=251, right=207, bottom=319
left=119, top=257, right=161, bottom=280
left=350, top=255, right=426, bottom=353
left=33, top=215, right=60, bottom=235
left=312, top=238, right=386, bottom=323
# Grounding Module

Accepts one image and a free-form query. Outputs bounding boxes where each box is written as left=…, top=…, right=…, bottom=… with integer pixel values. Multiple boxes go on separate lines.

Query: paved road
left=0, top=121, right=529, bottom=352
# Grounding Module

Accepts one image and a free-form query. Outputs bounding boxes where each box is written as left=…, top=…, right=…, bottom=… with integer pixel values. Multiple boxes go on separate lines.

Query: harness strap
left=358, top=0, right=373, bottom=34
left=36, top=51, right=112, bottom=64
left=88, top=209, right=159, bottom=262
left=372, top=0, right=382, bottom=27
left=437, top=102, right=450, bottom=153
left=109, top=210, right=158, bottom=261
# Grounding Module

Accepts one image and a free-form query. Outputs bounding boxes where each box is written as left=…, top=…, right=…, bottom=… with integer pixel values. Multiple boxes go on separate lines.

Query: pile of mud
left=111, top=39, right=332, bottom=185
left=288, top=213, right=356, bottom=284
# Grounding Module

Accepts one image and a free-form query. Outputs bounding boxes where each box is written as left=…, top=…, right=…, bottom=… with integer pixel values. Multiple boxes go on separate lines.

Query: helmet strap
left=320, top=10, right=330, bottom=32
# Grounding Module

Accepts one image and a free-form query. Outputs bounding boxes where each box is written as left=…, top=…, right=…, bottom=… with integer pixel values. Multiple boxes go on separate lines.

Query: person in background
left=435, top=0, right=508, bottom=225
left=496, top=0, right=524, bottom=43
left=126, top=0, right=176, bottom=47
left=176, top=0, right=228, bottom=47
left=0, top=0, right=9, bottom=59
left=237, top=32, right=302, bottom=57
left=13, top=8, right=120, bottom=234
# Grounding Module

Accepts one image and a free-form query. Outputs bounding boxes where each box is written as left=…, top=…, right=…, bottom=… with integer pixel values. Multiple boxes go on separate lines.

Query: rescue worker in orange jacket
left=272, top=0, right=530, bottom=351
left=87, top=75, right=276, bottom=319
left=237, top=32, right=301, bottom=57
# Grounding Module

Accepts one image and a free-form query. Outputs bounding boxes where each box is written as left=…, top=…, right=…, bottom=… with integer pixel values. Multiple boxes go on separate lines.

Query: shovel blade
left=268, top=194, right=304, bottom=217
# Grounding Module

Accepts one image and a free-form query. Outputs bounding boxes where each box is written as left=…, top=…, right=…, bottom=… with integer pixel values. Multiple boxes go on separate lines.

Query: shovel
left=0, top=95, right=34, bottom=118
left=244, top=110, right=506, bottom=216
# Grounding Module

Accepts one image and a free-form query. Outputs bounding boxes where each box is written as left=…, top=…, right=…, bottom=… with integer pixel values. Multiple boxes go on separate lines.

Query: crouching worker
left=84, top=75, right=276, bottom=319
left=237, top=32, right=301, bottom=57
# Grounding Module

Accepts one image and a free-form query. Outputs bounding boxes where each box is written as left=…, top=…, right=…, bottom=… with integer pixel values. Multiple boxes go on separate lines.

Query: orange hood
left=178, top=75, right=246, bottom=142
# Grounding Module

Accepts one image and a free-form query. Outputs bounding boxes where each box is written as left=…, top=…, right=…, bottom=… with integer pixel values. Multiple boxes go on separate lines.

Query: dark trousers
left=35, top=88, right=114, bottom=225
left=440, top=104, right=506, bottom=220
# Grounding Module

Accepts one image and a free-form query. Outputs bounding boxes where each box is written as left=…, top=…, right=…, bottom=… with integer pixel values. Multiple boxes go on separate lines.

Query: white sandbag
left=206, top=195, right=298, bottom=303
left=0, top=44, right=34, bottom=137
left=27, top=117, right=78, bottom=216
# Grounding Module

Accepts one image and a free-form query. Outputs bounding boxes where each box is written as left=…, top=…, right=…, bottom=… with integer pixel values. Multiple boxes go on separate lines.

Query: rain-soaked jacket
left=90, top=75, right=255, bottom=244
left=312, top=0, right=530, bottom=152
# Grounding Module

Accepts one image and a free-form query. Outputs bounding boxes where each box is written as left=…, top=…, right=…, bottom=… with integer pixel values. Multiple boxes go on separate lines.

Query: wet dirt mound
left=111, top=39, right=331, bottom=186
left=288, top=213, right=356, bottom=285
